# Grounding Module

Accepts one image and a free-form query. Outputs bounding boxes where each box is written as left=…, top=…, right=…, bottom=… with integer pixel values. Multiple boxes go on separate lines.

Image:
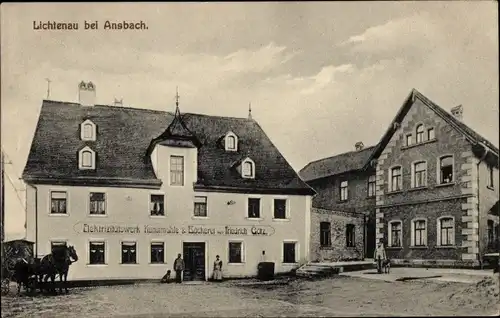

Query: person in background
left=173, top=253, right=185, bottom=283
left=373, top=238, right=387, bottom=274
left=212, top=255, right=223, bottom=282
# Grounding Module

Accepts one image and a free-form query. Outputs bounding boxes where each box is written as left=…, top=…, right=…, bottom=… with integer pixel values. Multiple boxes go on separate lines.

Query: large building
left=302, top=89, right=499, bottom=267
left=299, top=143, right=377, bottom=261
left=22, top=81, right=315, bottom=281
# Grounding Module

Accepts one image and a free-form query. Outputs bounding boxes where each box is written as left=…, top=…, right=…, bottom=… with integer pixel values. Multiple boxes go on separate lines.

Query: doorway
left=365, top=214, right=376, bottom=259
left=183, top=242, right=206, bottom=281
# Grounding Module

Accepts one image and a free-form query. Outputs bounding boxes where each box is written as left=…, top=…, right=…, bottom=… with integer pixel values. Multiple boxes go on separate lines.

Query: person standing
left=212, top=255, right=223, bottom=282
left=173, top=253, right=185, bottom=283
left=373, top=239, right=387, bottom=274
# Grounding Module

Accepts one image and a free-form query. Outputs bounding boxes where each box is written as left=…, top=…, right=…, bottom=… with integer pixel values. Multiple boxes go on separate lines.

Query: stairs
left=295, top=263, right=340, bottom=278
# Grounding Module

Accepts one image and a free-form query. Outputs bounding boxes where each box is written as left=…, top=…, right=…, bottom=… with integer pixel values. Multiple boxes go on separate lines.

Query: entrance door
left=365, top=214, right=376, bottom=259
left=183, top=242, right=206, bottom=281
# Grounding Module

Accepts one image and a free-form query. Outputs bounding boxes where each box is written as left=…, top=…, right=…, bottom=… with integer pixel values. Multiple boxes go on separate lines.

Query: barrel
left=257, top=262, right=275, bottom=280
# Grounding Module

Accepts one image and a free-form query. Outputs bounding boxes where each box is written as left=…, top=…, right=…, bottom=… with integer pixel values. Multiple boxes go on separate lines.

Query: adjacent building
left=22, top=81, right=315, bottom=281
left=299, top=142, right=377, bottom=261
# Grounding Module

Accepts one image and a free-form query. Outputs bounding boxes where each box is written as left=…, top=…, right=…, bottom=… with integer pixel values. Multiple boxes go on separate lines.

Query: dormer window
left=241, top=158, right=255, bottom=179
left=80, top=119, right=96, bottom=141
left=79, top=146, right=96, bottom=170
left=225, top=131, right=238, bottom=151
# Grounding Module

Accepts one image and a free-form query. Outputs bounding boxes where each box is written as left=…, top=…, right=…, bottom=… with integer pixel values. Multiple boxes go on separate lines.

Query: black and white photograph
left=0, top=2, right=498, bottom=317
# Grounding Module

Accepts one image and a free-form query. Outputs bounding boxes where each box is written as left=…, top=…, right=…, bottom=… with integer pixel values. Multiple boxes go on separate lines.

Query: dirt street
left=1, top=276, right=498, bottom=317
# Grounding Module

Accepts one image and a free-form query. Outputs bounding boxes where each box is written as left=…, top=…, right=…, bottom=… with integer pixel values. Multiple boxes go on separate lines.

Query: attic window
left=225, top=131, right=238, bottom=151
left=79, top=146, right=96, bottom=170
left=80, top=119, right=96, bottom=141
left=241, top=158, right=255, bottom=179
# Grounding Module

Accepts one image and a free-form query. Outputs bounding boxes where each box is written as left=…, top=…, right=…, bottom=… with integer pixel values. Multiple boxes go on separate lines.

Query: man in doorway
left=373, top=238, right=387, bottom=274
left=173, top=253, right=185, bottom=283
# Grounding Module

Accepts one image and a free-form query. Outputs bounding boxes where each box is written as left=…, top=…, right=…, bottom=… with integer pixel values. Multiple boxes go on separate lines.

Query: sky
left=1, top=2, right=498, bottom=239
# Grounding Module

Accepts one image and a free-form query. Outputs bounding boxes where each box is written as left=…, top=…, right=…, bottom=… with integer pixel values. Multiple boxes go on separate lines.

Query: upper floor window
left=89, top=192, right=106, bottom=215
left=427, top=128, right=435, bottom=140
left=80, top=119, right=96, bottom=141
left=320, top=222, right=331, bottom=247
left=416, top=124, right=424, bottom=143
left=273, top=199, right=287, bottom=219
left=406, top=134, right=413, bottom=146
left=247, top=198, right=261, bottom=219
left=150, top=194, right=165, bottom=216
left=413, top=161, right=427, bottom=188
left=194, top=196, right=207, bottom=217
left=78, top=146, right=96, bottom=170
left=50, top=191, right=67, bottom=214
left=368, top=175, right=376, bottom=197
left=411, top=219, right=427, bottom=247
left=437, top=217, right=454, bottom=246
left=225, top=131, right=238, bottom=151
left=488, top=166, right=494, bottom=189
left=340, top=181, right=348, bottom=201
left=390, top=166, right=402, bottom=192
left=170, top=156, right=184, bottom=186
left=346, top=224, right=355, bottom=247
left=388, top=221, right=402, bottom=247
left=439, top=156, right=454, bottom=184
left=241, top=158, right=255, bottom=179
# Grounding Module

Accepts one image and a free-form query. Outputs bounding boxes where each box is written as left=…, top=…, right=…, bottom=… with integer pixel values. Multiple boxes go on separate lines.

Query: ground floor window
left=320, top=222, right=331, bottom=247
left=438, top=217, right=454, bottom=246
left=388, top=221, right=402, bottom=247
left=346, top=224, right=355, bottom=247
left=150, top=242, right=165, bottom=263
left=228, top=241, right=243, bottom=263
left=50, top=241, right=67, bottom=252
left=283, top=242, right=297, bottom=263
left=412, top=219, right=427, bottom=247
left=89, top=241, right=105, bottom=265
left=121, top=242, right=137, bottom=264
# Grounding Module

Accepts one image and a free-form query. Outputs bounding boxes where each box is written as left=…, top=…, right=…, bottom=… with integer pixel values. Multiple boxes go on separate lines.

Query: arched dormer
left=225, top=131, right=238, bottom=151
left=80, top=119, right=97, bottom=141
left=79, top=146, right=96, bottom=170
left=241, top=157, right=255, bottom=179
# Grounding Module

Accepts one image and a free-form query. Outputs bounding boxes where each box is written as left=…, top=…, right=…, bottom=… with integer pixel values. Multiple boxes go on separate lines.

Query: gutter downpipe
left=477, top=143, right=490, bottom=270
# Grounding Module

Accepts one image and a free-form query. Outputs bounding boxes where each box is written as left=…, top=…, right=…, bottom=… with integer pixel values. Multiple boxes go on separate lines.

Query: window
left=50, top=191, right=67, bottom=214
left=487, top=220, right=495, bottom=246
left=390, top=167, right=402, bottom=192
left=320, top=222, right=331, bottom=247
left=228, top=242, right=243, bottom=263
left=194, top=196, right=207, bottom=217
left=224, top=132, right=238, bottom=151
left=416, top=124, right=424, bottom=143
left=89, top=241, right=105, bottom=265
left=368, top=175, right=376, bottom=197
left=488, top=166, right=494, bottom=188
left=413, top=161, right=427, bottom=188
left=242, top=159, right=255, bottom=178
left=150, top=194, right=165, bottom=216
left=150, top=242, right=165, bottom=264
left=283, top=242, right=297, bottom=263
left=406, top=134, right=413, bottom=146
left=170, top=156, right=184, bottom=186
left=438, top=217, right=454, bottom=246
left=340, top=181, right=348, bottom=201
left=247, top=198, right=260, bottom=218
left=439, top=156, right=454, bottom=184
left=273, top=199, right=287, bottom=219
left=427, top=128, right=435, bottom=140
left=121, top=242, right=137, bottom=264
left=412, top=219, right=427, bottom=247
left=78, top=146, right=96, bottom=170
left=51, top=241, right=67, bottom=251
left=389, top=221, right=402, bottom=247
left=346, top=224, right=355, bottom=247
left=80, top=120, right=96, bottom=141
left=89, top=192, right=106, bottom=215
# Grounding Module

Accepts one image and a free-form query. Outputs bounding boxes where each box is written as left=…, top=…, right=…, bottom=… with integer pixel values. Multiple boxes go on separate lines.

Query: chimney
left=78, top=81, right=96, bottom=107
left=450, top=105, right=463, bottom=121
left=355, top=141, right=364, bottom=151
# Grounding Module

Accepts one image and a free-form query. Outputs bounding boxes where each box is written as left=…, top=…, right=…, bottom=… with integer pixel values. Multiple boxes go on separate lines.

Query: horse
left=38, top=245, right=78, bottom=294
left=12, top=258, right=38, bottom=295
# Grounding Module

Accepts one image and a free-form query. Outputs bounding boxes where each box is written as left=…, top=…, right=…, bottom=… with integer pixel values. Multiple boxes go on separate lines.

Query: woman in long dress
left=213, top=255, right=223, bottom=282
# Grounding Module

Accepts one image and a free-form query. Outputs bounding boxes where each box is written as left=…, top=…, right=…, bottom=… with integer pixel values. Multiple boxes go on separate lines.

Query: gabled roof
left=299, top=145, right=377, bottom=182
left=22, top=100, right=315, bottom=195
left=365, top=89, right=499, bottom=168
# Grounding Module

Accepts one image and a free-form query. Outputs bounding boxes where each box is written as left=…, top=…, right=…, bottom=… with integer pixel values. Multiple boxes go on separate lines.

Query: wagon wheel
left=1, top=277, right=10, bottom=296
